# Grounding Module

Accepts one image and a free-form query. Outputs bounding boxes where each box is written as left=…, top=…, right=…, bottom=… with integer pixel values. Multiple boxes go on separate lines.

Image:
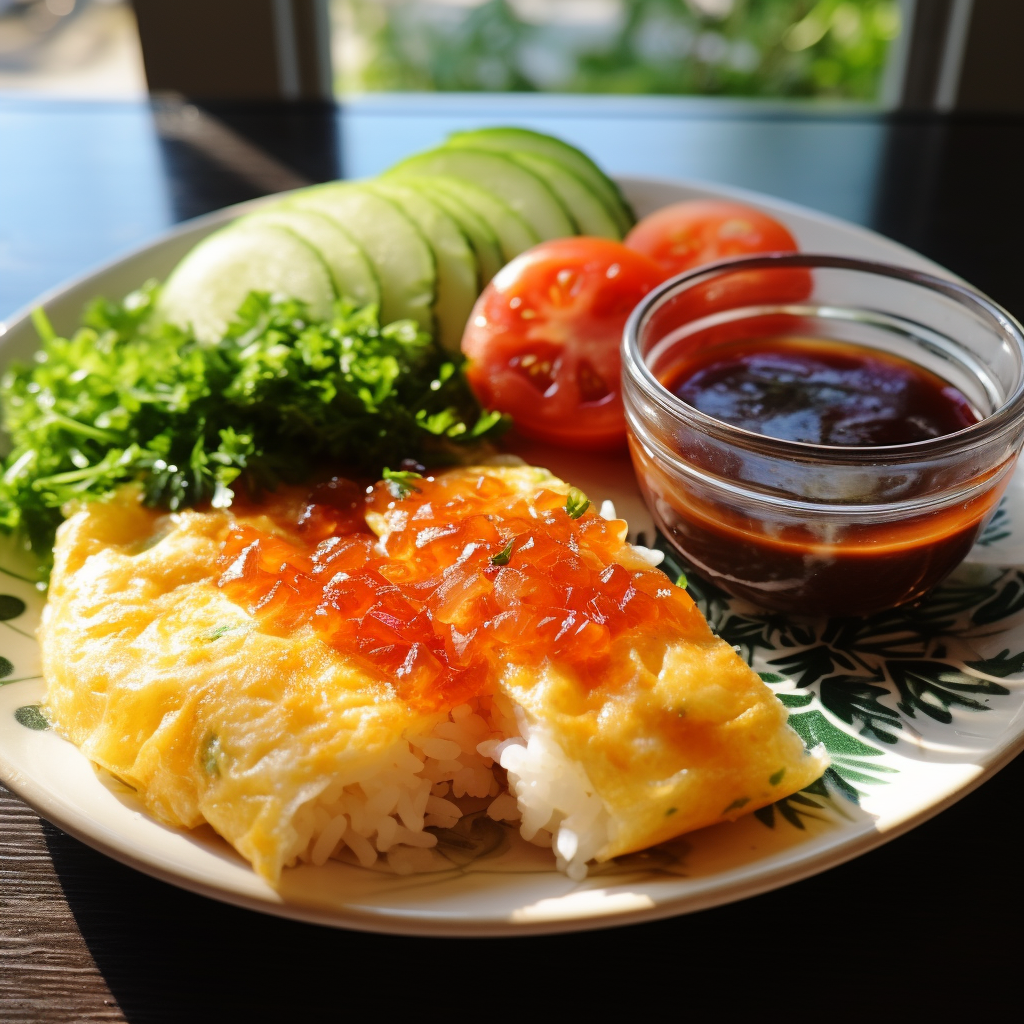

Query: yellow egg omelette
left=40, top=464, right=827, bottom=882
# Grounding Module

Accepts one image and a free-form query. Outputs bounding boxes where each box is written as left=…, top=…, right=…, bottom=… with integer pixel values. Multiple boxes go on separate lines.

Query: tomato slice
left=625, top=199, right=802, bottom=274
left=624, top=199, right=812, bottom=314
left=461, top=238, right=663, bottom=450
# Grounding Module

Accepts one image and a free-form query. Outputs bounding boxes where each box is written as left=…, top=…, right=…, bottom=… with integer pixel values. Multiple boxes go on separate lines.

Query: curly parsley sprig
left=0, top=283, right=507, bottom=572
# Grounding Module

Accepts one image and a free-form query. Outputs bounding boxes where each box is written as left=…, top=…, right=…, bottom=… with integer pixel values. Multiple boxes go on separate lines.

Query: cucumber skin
left=406, top=180, right=504, bottom=286
left=239, top=206, right=381, bottom=309
left=388, top=148, right=576, bottom=241
left=510, top=151, right=621, bottom=240
left=445, top=126, right=635, bottom=234
left=388, top=172, right=538, bottom=264
left=364, top=180, right=478, bottom=355
left=290, top=182, right=437, bottom=335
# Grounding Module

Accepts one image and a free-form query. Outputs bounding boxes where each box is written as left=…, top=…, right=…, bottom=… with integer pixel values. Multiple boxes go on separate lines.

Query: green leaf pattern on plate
left=14, top=704, right=48, bottom=731
left=0, top=591, right=41, bottom=690
left=656, top=531, right=1022, bottom=829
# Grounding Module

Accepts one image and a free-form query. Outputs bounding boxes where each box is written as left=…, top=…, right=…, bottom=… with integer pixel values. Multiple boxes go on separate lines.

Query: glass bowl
left=621, top=254, right=1024, bottom=618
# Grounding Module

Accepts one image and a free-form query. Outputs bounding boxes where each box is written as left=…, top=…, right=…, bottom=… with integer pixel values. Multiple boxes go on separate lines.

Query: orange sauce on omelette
left=216, top=472, right=698, bottom=711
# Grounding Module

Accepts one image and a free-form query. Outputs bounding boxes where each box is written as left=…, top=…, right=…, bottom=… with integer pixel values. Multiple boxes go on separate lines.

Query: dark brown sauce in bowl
left=621, top=255, right=1024, bottom=618
left=664, top=336, right=979, bottom=446
left=637, top=336, right=993, bottom=616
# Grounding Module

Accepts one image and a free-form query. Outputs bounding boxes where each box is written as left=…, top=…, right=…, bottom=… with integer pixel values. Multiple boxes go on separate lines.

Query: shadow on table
left=43, top=750, right=1024, bottom=1023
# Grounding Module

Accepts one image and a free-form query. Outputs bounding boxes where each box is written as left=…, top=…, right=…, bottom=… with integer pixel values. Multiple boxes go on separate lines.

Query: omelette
left=40, top=464, right=827, bottom=883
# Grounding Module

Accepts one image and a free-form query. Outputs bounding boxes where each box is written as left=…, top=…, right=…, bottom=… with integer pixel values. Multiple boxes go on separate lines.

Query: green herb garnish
left=203, top=623, right=246, bottom=643
left=491, top=538, right=515, bottom=566
left=382, top=467, right=423, bottom=499
left=201, top=734, right=222, bottom=776
left=722, top=796, right=750, bottom=814
left=564, top=487, right=590, bottom=519
left=0, top=285, right=507, bottom=573
left=675, top=571, right=688, bottom=589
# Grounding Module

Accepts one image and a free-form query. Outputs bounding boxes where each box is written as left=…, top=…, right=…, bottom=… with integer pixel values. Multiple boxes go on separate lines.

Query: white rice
left=481, top=721, right=611, bottom=882
left=285, top=693, right=507, bottom=875
left=288, top=691, right=611, bottom=880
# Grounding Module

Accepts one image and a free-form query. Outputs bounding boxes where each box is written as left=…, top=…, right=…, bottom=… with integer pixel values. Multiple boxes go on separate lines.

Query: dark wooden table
left=2, top=95, right=1023, bottom=1021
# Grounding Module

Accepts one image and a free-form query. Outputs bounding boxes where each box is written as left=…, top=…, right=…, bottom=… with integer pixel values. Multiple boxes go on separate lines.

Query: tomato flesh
left=461, top=238, right=663, bottom=450
left=218, top=474, right=699, bottom=712
left=625, top=199, right=812, bottom=316
left=625, top=200, right=801, bottom=275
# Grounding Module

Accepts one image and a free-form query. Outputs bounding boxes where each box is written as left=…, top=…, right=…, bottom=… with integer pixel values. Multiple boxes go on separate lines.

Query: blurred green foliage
left=334, top=0, right=902, bottom=100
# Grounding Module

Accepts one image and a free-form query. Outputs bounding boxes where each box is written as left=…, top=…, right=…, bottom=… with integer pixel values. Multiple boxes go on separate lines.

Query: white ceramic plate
left=2, top=177, right=1023, bottom=937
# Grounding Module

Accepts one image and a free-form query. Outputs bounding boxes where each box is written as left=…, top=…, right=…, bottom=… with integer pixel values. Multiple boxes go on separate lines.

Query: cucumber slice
left=445, top=127, right=634, bottom=235
left=290, top=183, right=435, bottom=333
left=388, top=148, right=575, bottom=241
left=395, top=173, right=537, bottom=264
left=159, top=223, right=335, bottom=343
left=365, top=180, right=478, bottom=355
left=406, top=180, right=503, bottom=286
left=512, top=152, right=620, bottom=239
left=239, top=206, right=380, bottom=309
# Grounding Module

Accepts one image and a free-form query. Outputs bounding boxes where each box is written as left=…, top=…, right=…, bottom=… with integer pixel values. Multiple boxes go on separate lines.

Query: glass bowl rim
left=622, top=253, right=1024, bottom=465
